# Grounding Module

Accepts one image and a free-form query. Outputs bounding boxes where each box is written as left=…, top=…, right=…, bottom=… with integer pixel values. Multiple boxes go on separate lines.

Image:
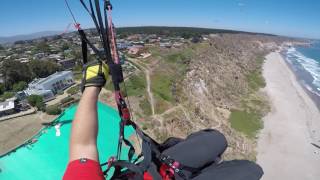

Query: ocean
left=284, top=41, right=320, bottom=108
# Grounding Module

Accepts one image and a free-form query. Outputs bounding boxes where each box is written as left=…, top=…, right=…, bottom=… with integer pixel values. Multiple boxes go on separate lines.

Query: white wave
left=303, top=82, right=320, bottom=97
left=286, top=47, right=320, bottom=92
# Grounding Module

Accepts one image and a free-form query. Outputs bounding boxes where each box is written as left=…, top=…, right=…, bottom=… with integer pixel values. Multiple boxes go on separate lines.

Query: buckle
left=107, top=156, right=116, bottom=167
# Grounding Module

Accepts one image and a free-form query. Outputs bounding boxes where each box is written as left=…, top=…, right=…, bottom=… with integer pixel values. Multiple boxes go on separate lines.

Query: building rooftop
left=0, top=100, right=15, bottom=112
left=29, top=71, right=72, bottom=87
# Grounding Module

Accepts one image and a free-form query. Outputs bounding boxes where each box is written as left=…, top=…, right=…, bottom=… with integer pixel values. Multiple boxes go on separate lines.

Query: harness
left=64, top=1, right=200, bottom=179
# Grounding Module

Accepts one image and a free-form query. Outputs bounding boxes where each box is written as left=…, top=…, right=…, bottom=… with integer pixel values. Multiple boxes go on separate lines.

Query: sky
left=0, top=0, right=319, bottom=39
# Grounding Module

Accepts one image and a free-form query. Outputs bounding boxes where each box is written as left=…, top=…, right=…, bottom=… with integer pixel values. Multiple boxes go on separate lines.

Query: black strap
left=109, top=161, right=144, bottom=179
left=94, top=0, right=113, bottom=64
left=80, top=30, right=88, bottom=64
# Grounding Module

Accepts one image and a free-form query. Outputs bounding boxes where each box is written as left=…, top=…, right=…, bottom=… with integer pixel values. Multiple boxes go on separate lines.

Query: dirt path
left=145, top=68, right=155, bottom=115
left=127, top=58, right=155, bottom=115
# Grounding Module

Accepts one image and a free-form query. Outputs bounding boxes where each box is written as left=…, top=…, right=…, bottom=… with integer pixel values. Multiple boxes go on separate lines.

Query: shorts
left=63, top=158, right=104, bottom=180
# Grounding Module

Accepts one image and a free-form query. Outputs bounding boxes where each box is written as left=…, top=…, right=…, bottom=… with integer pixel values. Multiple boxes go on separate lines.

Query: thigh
left=191, top=160, right=264, bottom=180
left=162, top=129, right=228, bottom=178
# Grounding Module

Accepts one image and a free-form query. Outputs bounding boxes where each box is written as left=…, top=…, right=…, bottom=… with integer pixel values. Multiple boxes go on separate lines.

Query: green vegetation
left=13, top=81, right=27, bottom=92
left=67, top=85, right=80, bottom=95
left=139, top=97, right=152, bottom=116
left=1, top=59, right=60, bottom=91
left=74, top=73, right=82, bottom=81
left=0, top=92, right=15, bottom=101
left=27, top=95, right=45, bottom=111
left=29, top=60, right=61, bottom=78
left=60, top=96, right=74, bottom=104
left=229, top=57, right=268, bottom=138
left=0, top=44, right=4, bottom=50
left=151, top=48, right=193, bottom=107
left=154, top=96, right=171, bottom=114
left=229, top=110, right=263, bottom=138
left=247, top=70, right=266, bottom=91
left=151, top=73, right=173, bottom=102
left=61, top=43, right=70, bottom=51
left=247, top=56, right=266, bottom=91
left=2, top=60, right=33, bottom=89
left=0, top=84, right=5, bottom=95
left=116, top=26, right=273, bottom=38
left=35, top=41, right=51, bottom=53
left=46, top=105, right=62, bottom=115
left=123, top=74, right=146, bottom=97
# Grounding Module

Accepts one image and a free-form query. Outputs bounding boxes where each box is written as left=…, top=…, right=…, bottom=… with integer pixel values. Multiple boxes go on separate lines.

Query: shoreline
left=280, top=50, right=320, bottom=111
left=257, top=52, right=320, bottom=179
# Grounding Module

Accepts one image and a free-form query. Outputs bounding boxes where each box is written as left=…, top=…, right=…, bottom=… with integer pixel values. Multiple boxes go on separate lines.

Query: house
left=139, top=53, right=152, bottom=59
left=160, top=42, right=172, bottom=48
left=128, top=47, right=140, bottom=55
left=15, top=57, right=29, bottom=63
left=117, top=42, right=130, bottom=50
left=48, top=54, right=63, bottom=61
left=173, top=42, right=183, bottom=48
left=0, top=99, right=18, bottom=117
left=25, top=71, right=74, bottom=102
left=58, top=58, right=76, bottom=70
left=128, top=46, right=144, bottom=55
left=34, top=53, right=46, bottom=60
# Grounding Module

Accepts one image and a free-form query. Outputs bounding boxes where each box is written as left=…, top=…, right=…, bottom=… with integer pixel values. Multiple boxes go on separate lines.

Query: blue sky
left=0, top=0, right=319, bottom=39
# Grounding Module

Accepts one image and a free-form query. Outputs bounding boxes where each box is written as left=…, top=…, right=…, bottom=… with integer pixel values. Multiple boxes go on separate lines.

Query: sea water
left=285, top=41, right=320, bottom=107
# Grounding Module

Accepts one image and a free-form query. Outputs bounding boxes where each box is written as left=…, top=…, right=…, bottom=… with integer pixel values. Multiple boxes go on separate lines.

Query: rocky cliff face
left=127, top=34, right=291, bottom=160
left=181, top=34, right=272, bottom=160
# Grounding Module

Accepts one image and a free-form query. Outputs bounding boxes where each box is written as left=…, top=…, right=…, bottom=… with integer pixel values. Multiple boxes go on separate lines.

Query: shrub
left=67, top=85, right=80, bottom=95
left=27, top=95, right=45, bottom=110
left=57, top=91, right=64, bottom=95
left=0, top=92, right=15, bottom=100
left=60, top=96, right=74, bottom=104
left=13, top=81, right=27, bottom=92
left=46, top=105, right=62, bottom=115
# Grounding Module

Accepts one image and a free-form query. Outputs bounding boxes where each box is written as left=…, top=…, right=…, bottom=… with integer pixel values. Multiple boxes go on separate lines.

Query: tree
left=61, top=43, right=70, bottom=51
left=29, top=60, right=61, bottom=78
left=0, top=84, right=5, bottom=95
left=27, top=95, right=45, bottom=110
left=13, top=81, right=27, bottom=92
left=2, top=60, right=33, bottom=90
left=0, top=92, right=15, bottom=101
left=46, top=105, right=62, bottom=115
left=0, top=44, right=4, bottom=50
left=36, top=41, right=50, bottom=53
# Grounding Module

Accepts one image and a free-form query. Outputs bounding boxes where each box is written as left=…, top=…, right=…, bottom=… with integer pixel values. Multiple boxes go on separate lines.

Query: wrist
left=83, top=87, right=101, bottom=98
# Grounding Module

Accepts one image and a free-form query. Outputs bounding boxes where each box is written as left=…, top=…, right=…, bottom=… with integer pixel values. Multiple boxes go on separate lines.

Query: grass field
left=229, top=56, right=267, bottom=138
left=229, top=110, right=263, bottom=138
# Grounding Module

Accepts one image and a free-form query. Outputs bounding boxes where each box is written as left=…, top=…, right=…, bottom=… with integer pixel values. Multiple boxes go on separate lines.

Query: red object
left=122, top=108, right=130, bottom=121
left=143, top=172, right=154, bottom=180
left=74, top=23, right=81, bottom=30
left=63, top=158, right=104, bottom=180
left=159, top=164, right=174, bottom=180
left=107, top=156, right=116, bottom=167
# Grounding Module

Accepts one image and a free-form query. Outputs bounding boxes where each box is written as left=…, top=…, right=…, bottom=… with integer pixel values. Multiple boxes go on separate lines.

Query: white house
left=25, top=71, right=74, bottom=102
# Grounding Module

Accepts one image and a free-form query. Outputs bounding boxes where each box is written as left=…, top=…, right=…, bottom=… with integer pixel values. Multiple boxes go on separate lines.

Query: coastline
left=257, top=52, right=320, bottom=179
left=280, top=50, right=320, bottom=111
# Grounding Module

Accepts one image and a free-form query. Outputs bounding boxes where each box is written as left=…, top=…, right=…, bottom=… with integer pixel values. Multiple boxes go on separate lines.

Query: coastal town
left=1, top=0, right=320, bottom=179
left=0, top=29, right=199, bottom=122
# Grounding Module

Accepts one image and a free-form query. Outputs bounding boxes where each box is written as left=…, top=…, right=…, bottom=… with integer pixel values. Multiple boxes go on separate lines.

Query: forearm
left=69, top=87, right=100, bottom=161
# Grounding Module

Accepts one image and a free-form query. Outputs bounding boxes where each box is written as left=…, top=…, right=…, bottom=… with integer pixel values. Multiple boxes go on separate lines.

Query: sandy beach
left=257, top=52, right=320, bottom=180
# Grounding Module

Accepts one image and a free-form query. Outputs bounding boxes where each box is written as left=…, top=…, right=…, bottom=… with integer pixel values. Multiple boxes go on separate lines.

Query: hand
left=81, top=61, right=109, bottom=92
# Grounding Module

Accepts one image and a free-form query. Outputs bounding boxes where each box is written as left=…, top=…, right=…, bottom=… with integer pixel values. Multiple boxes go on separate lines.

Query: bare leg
left=69, top=87, right=101, bottom=162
